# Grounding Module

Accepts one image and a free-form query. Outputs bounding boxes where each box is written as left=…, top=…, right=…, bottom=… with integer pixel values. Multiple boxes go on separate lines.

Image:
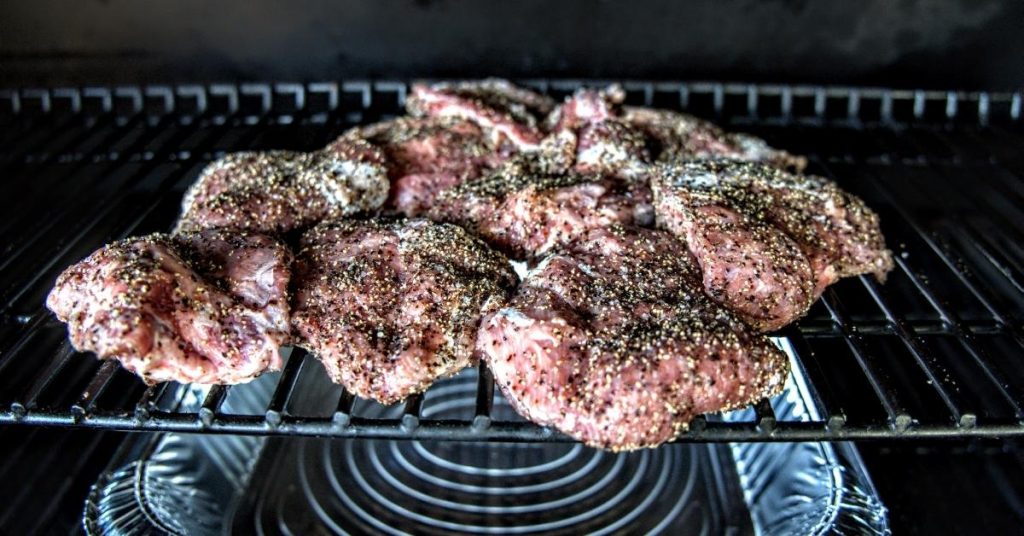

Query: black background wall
left=1, top=0, right=1022, bottom=89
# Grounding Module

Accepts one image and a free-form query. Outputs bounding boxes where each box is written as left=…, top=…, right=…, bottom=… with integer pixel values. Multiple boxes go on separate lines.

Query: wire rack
left=0, top=80, right=1022, bottom=443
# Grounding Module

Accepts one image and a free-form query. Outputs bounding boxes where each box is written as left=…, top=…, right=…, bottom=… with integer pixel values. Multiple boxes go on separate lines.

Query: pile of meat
left=47, top=79, right=892, bottom=450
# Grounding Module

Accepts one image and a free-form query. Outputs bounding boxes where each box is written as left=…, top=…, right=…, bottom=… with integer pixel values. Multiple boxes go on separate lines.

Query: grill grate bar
left=20, top=115, right=118, bottom=164
left=473, top=362, right=495, bottom=430
left=820, top=290, right=912, bottom=431
left=753, top=399, right=777, bottom=432
left=858, top=276, right=972, bottom=426
left=1, top=115, right=80, bottom=164
left=0, top=116, right=163, bottom=263
left=134, top=383, right=171, bottom=421
left=960, top=225, right=1024, bottom=295
left=12, top=344, right=78, bottom=414
left=333, top=389, right=356, bottom=427
left=71, top=360, right=120, bottom=419
left=402, top=394, right=424, bottom=430
left=784, top=328, right=848, bottom=429
left=0, top=316, right=49, bottom=375
left=199, top=385, right=230, bottom=426
left=891, top=255, right=1024, bottom=421
left=0, top=116, right=145, bottom=238
left=814, top=154, right=974, bottom=425
left=4, top=408, right=1024, bottom=442
left=861, top=164, right=1022, bottom=337
left=1, top=127, right=207, bottom=312
left=2, top=112, right=269, bottom=366
left=265, top=350, right=308, bottom=426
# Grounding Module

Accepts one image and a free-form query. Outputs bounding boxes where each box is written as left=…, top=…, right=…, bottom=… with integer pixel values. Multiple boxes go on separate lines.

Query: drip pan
left=84, top=342, right=889, bottom=535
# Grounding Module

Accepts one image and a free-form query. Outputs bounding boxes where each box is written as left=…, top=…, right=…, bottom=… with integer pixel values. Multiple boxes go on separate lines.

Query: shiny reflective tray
left=84, top=342, right=889, bottom=535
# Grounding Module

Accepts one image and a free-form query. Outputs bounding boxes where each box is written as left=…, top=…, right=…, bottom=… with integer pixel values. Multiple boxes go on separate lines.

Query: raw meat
left=427, top=156, right=653, bottom=261
left=624, top=106, right=807, bottom=171
left=46, top=230, right=292, bottom=384
left=336, top=117, right=507, bottom=217
left=406, top=79, right=555, bottom=150
left=175, top=141, right=389, bottom=235
left=544, top=85, right=651, bottom=180
left=478, top=225, right=789, bottom=450
left=291, top=219, right=517, bottom=405
left=653, top=160, right=893, bottom=331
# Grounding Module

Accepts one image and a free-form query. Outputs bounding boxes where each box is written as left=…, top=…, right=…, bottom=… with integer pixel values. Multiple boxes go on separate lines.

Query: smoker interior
left=1, top=81, right=1024, bottom=532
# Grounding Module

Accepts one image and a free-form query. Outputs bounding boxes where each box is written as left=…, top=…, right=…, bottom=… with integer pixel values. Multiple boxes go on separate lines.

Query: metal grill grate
left=1, top=80, right=1022, bottom=443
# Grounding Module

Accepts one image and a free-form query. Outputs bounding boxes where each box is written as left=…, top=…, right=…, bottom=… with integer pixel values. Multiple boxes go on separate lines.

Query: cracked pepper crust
left=429, top=156, right=654, bottom=261
left=336, top=116, right=509, bottom=217
left=175, top=142, right=389, bottom=235
left=478, top=225, right=789, bottom=450
left=291, top=218, right=518, bottom=405
left=46, top=230, right=292, bottom=385
left=653, top=160, right=893, bottom=331
left=406, top=79, right=555, bottom=150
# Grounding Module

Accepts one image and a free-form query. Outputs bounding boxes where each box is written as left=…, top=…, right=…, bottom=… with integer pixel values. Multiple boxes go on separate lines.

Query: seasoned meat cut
left=291, top=219, right=517, bottom=405
left=428, top=157, right=653, bottom=261
left=624, top=106, right=807, bottom=171
left=336, top=117, right=507, bottom=217
left=406, top=79, right=555, bottom=150
left=174, top=141, right=389, bottom=234
left=544, top=85, right=651, bottom=180
left=477, top=226, right=789, bottom=450
left=46, top=230, right=292, bottom=385
left=653, top=160, right=893, bottom=331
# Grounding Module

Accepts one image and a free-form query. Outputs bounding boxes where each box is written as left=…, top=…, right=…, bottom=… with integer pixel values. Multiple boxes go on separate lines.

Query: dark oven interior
left=2, top=2, right=1024, bottom=534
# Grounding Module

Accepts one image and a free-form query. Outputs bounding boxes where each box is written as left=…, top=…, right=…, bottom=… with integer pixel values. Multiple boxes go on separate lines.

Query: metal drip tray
left=85, top=343, right=889, bottom=535
left=237, top=436, right=745, bottom=534
left=233, top=384, right=750, bottom=535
